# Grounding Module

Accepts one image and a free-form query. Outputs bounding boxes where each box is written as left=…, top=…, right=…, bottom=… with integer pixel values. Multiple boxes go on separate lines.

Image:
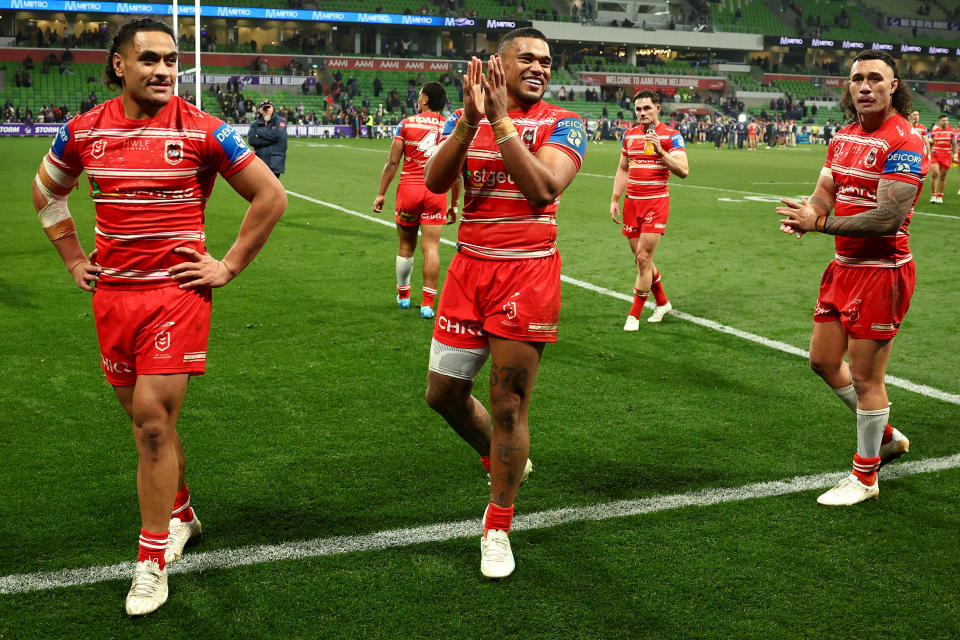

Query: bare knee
left=809, top=354, right=843, bottom=381
left=426, top=374, right=469, bottom=414
left=133, top=409, right=174, bottom=456
left=491, top=394, right=523, bottom=432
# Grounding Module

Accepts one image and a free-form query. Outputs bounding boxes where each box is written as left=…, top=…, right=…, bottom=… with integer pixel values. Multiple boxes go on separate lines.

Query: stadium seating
left=711, top=0, right=787, bottom=34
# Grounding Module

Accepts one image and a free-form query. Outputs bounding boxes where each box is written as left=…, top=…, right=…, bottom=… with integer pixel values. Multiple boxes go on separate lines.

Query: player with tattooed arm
left=777, top=50, right=926, bottom=505
left=423, top=28, right=586, bottom=578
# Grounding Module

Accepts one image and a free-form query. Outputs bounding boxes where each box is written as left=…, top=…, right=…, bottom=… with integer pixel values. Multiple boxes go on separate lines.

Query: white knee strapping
left=428, top=338, right=489, bottom=381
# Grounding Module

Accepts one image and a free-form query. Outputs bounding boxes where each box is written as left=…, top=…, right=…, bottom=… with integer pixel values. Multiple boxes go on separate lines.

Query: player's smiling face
left=848, top=59, right=896, bottom=118
left=502, top=37, right=551, bottom=105
left=114, top=30, right=178, bottom=113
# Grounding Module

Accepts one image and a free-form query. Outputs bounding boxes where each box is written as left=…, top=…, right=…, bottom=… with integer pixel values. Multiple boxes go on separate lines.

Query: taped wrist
left=492, top=117, right=518, bottom=145
left=451, top=118, right=479, bottom=146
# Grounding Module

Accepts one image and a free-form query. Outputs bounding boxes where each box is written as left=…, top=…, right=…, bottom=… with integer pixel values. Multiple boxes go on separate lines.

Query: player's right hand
left=446, top=206, right=458, bottom=225
left=610, top=200, right=621, bottom=224
left=462, top=56, right=485, bottom=125
left=373, top=194, right=385, bottom=212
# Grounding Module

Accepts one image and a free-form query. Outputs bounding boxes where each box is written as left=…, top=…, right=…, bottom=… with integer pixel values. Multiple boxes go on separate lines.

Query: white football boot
left=165, top=516, right=202, bottom=564
left=817, top=474, right=879, bottom=506
left=125, top=559, right=169, bottom=616
left=879, top=428, right=910, bottom=468
left=480, top=529, right=515, bottom=579
left=647, top=301, right=673, bottom=323
left=623, top=315, right=641, bottom=331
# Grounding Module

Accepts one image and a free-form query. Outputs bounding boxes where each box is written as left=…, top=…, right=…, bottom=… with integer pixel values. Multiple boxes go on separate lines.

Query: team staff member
left=928, top=114, right=957, bottom=203
left=373, top=81, right=460, bottom=319
left=610, top=90, right=689, bottom=329
left=32, top=18, right=285, bottom=615
left=248, top=99, right=288, bottom=179
left=777, top=50, right=925, bottom=506
left=424, top=27, right=586, bottom=579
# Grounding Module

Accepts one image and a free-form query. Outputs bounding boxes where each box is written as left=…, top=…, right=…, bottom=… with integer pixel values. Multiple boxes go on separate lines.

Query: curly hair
left=105, top=18, right=176, bottom=90
left=839, top=49, right=913, bottom=123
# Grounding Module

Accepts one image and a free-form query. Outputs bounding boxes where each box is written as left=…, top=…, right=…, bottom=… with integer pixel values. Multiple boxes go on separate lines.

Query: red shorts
left=433, top=252, right=562, bottom=349
left=813, top=261, right=915, bottom=340
left=395, top=183, right=446, bottom=227
left=932, top=152, right=952, bottom=171
left=622, top=196, right=669, bottom=237
left=92, top=285, right=212, bottom=386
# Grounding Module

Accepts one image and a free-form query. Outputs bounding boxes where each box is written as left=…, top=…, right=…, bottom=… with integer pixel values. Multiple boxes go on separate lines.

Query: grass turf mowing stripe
left=2, top=453, right=958, bottom=596
left=284, top=190, right=960, bottom=406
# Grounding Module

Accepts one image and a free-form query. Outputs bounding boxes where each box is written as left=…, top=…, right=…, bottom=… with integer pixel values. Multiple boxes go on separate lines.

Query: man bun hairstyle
left=840, top=49, right=912, bottom=122
left=105, top=17, right=176, bottom=90
left=421, top=81, right=447, bottom=112
left=498, top=27, right=548, bottom=54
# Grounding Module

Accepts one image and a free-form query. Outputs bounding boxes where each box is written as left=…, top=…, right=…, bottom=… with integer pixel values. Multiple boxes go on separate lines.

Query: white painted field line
left=3, top=453, right=958, bottom=596
left=286, top=190, right=960, bottom=405
left=579, top=171, right=960, bottom=219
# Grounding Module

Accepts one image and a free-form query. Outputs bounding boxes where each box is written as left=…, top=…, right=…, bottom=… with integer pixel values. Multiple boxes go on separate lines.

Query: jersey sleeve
left=881, top=135, right=925, bottom=186
left=207, top=120, right=256, bottom=178
left=668, top=131, right=686, bottom=154
left=823, top=136, right=837, bottom=170
left=542, top=116, right=587, bottom=169
left=46, top=119, right=83, bottom=179
left=621, top=131, right=628, bottom=157
left=438, top=112, right=460, bottom=142
left=393, top=120, right=404, bottom=140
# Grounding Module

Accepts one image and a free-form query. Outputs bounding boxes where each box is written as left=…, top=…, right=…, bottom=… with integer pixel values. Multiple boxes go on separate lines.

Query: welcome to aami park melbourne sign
left=0, top=0, right=530, bottom=30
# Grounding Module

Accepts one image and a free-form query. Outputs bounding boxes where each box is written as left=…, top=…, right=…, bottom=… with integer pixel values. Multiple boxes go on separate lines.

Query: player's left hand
left=481, top=54, right=508, bottom=124
left=776, top=197, right=818, bottom=237
left=373, top=194, right=385, bottom=213
left=169, top=247, right=235, bottom=288
left=446, top=206, right=458, bottom=225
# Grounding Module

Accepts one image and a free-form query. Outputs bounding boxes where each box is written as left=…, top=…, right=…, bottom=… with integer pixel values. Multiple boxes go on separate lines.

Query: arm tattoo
left=823, top=179, right=917, bottom=238
left=808, top=196, right=833, bottom=217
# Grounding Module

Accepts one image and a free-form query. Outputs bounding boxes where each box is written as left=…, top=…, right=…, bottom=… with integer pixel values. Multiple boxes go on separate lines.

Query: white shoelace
left=129, top=562, right=162, bottom=598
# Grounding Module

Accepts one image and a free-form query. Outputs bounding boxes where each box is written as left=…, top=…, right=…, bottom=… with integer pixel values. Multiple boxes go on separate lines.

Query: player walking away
left=610, top=90, right=689, bottom=330
left=747, top=119, right=759, bottom=150
left=777, top=50, right=925, bottom=506
left=928, top=114, right=957, bottom=203
left=31, top=18, right=285, bottom=614
left=373, top=82, right=460, bottom=319
left=423, top=27, right=586, bottom=579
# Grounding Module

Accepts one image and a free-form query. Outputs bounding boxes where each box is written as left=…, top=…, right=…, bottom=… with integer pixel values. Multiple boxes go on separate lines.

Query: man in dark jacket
left=248, top=99, right=288, bottom=178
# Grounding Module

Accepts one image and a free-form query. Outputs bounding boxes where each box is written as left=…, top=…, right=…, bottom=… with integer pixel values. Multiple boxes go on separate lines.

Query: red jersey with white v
left=394, top=111, right=444, bottom=186
left=929, top=125, right=955, bottom=154
left=46, top=95, right=255, bottom=289
left=824, top=114, right=926, bottom=266
left=622, top=122, right=685, bottom=200
left=440, top=100, right=587, bottom=260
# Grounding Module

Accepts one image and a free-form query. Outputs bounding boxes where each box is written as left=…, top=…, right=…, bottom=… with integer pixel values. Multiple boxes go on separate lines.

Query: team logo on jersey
left=165, top=140, right=184, bottom=165
left=91, top=139, right=107, bottom=159
left=522, top=126, right=537, bottom=148
left=566, top=127, right=583, bottom=148
left=863, top=148, right=878, bottom=168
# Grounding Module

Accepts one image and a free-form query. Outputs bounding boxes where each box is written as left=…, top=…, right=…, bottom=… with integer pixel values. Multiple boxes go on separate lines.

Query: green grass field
left=2, top=134, right=959, bottom=639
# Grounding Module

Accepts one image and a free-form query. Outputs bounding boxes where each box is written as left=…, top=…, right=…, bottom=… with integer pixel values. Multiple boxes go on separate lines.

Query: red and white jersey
left=621, top=121, right=685, bottom=200
left=910, top=121, right=928, bottom=156
left=47, top=95, right=254, bottom=289
left=824, top=113, right=927, bottom=267
left=393, top=111, right=444, bottom=185
left=929, top=124, right=956, bottom=155
left=747, top=122, right=758, bottom=136
left=440, top=100, right=586, bottom=260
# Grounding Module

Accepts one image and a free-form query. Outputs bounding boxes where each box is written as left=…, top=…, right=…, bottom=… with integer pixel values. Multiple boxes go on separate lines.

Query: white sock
left=396, top=255, right=414, bottom=289
left=832, top=383, right=858, bottom=413
left=856, top=407, right=889, bottom=459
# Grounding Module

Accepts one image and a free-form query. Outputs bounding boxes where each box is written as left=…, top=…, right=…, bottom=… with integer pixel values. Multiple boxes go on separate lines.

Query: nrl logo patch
left=164, top=140, right=184, bottom=165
